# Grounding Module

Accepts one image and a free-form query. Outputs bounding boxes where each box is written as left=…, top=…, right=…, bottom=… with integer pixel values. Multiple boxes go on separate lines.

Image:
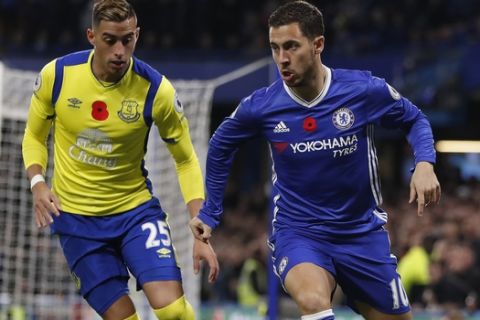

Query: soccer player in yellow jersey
left=21, top=1, right=219, bottom=319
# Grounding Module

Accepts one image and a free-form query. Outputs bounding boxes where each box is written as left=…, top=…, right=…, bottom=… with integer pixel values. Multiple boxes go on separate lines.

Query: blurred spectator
left=397, top=232, right=436, bottom=306
left=430, top=243, right=480, bottom=308
left=237, top=234, right=268, bottom=315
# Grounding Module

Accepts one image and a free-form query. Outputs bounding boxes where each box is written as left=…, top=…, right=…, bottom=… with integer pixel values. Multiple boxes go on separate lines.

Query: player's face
left=87, top=18, right=139, bottom=82
left=269, top=23, right=323, bottom=87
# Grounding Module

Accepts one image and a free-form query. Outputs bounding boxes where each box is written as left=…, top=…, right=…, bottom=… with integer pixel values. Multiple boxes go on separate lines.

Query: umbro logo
left=67, top=98, right=82, bottom=109
left=273, top=121, right=290, bottom=133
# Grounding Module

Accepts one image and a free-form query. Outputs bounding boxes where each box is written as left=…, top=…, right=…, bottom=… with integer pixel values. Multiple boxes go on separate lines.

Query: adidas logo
left=273, top=121, right=290, bottom=133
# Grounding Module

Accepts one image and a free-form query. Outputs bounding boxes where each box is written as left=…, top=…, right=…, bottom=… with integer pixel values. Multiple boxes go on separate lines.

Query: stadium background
left=1, top=0, right=480, bottom=319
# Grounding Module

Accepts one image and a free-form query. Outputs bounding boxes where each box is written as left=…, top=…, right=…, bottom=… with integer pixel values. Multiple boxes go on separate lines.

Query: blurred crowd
left=2, top=0, right=479, bottom=137
left=387, top=171, right=480, bottom=314
left=200, top=183, right=269, bottom=304
left=0, top=0, right=480, bottom=57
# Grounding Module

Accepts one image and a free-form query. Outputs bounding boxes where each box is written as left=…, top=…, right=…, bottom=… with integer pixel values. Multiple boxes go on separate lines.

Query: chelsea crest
left=332, top=107, right=355, bottom=130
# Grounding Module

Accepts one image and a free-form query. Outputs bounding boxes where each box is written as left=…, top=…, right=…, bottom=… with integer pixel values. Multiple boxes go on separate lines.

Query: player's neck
left=90, top=56, right=128, bottom=83
left=291, top=64, right=327, bottom=102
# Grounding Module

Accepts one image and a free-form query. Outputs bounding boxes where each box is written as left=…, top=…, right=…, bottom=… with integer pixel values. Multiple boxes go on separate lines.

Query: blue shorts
left=50, top=198, right=182, bottom=314
left=269, top=227, right=410, bottom=315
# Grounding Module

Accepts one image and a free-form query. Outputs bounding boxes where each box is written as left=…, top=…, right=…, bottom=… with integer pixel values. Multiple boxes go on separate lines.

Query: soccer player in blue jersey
left=190, top=1, right=441, bottom=319
left=22, top=0, right=219, bottom=319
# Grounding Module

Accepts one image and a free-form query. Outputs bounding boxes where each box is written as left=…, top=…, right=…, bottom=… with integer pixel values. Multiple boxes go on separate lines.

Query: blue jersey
left=198, top=67, right=435, bottom=236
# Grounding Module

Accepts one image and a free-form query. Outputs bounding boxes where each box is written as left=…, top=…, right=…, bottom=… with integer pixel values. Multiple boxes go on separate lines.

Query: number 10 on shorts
left=390, top=278, right=409, bottom=309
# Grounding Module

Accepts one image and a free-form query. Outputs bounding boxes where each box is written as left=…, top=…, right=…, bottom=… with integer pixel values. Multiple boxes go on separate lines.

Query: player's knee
left=295, top=291, right=331, bottom=314
left=122, top=313, right=141, bottom=320
left=153, top=295, right=195, bottom=320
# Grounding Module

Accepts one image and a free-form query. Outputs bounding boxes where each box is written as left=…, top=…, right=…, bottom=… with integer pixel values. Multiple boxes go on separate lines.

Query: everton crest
left=118, top=100, right=140, bottom=123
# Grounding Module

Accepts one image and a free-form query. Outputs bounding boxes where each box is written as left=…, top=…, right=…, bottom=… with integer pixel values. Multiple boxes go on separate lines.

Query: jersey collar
left=88, top=50, right=133, bottom=89
left=283, top=65, right=331, bottom=108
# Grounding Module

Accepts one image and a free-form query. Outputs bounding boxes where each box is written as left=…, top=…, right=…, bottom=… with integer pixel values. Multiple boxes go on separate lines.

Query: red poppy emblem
left=92, top=101, right=109, bottom=121
left=303, top=117, right=317, bottom=132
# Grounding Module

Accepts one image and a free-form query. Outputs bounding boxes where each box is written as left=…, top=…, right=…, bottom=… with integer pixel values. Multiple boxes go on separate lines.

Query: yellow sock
left=123, top=313, right=141, bottom=320
left=183, top=299, right=194, bottom=320
left=153, top=295, right=195, bottom=320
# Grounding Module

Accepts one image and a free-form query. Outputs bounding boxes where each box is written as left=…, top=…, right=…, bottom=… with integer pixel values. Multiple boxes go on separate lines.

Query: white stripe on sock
left=301, top=309, right=334, bottom=320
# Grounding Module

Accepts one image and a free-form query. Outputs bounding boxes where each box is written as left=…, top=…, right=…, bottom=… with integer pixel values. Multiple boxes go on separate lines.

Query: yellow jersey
left=23, top=50, right=204, bottom=215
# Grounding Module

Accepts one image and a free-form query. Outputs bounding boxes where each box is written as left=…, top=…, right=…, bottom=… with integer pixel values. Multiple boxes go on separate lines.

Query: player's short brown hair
left=268, top=1, right=324, bottom=39
left=92, top=0, right=137, bottom=27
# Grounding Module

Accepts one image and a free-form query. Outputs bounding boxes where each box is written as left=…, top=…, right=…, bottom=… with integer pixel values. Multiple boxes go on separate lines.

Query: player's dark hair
left=268, top=1, right=324, bottom=39
left=92, top=0, right=137, bottom=27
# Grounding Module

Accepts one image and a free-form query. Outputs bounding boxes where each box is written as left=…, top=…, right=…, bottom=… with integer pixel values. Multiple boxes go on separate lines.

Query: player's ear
left=135, top=27, right=140, bottom=41
left=87, top=28, right=95, bottom=46
left=313, top=36, right=325, bottom=55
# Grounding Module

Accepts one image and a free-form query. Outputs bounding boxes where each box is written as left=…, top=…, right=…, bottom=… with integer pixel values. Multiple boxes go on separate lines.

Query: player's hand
left=189, top=216, right=212, bottom=242
left=193, top=238, right=219, bottom=283
left=31, top=182, right=61, bottom=228
left=409, top=161, right=441, bottom=216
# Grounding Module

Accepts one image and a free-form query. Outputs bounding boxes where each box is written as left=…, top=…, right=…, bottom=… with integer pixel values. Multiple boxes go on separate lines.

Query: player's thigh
left=271, top=230, right=336, bottom=311
left=285, top=263, right=336, bottom=310
left=335, top=228, right=410, bottom=316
